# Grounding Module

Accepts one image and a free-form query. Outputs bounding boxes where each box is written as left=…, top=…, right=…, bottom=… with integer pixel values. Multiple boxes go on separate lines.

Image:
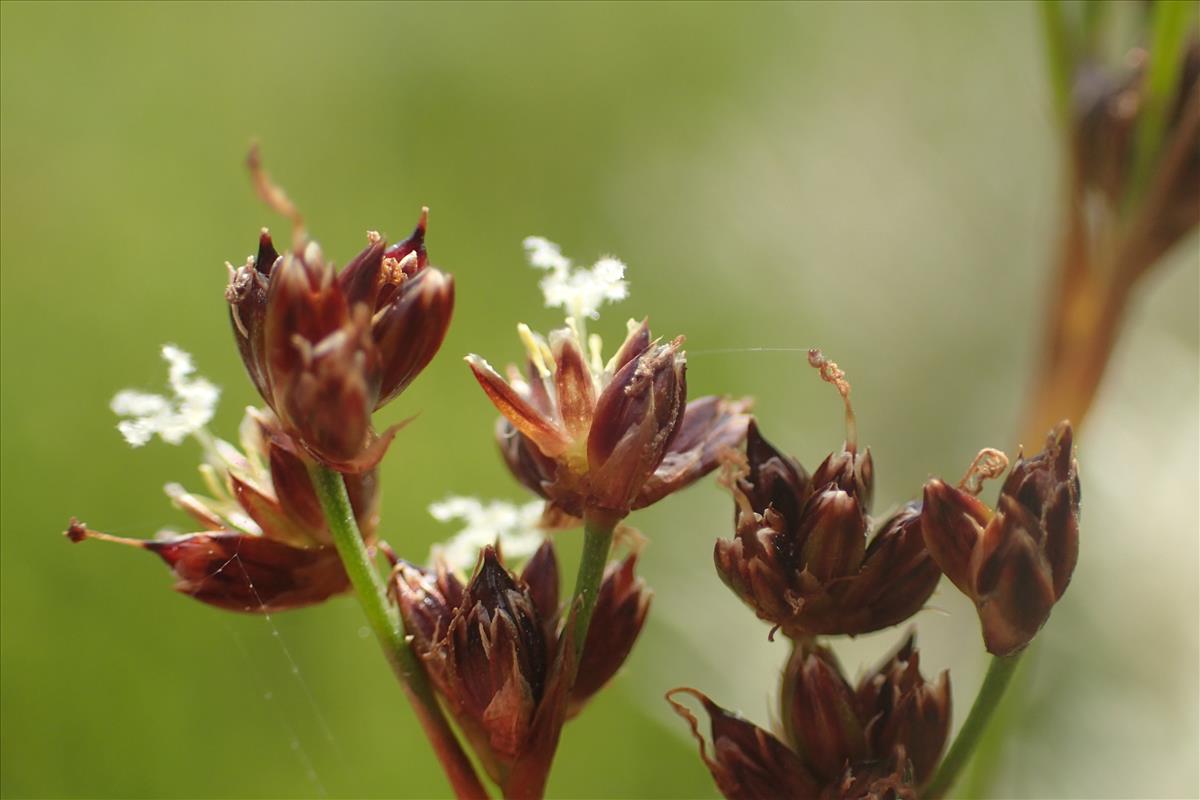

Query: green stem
left=924, top=652, right=1023, bottom=799
left=307, top=464, right=490, bottom=800
left=570, top=510, right=617, bottom=656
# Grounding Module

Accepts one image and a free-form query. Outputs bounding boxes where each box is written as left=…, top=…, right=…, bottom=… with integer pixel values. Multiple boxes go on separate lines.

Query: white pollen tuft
left=523, top=236, right=571, bottom=272
left=111, top=345, right=220, bottom=447
left=428, top=496, right=545, bottom=573
left=522, top=236, right=628, bottom=321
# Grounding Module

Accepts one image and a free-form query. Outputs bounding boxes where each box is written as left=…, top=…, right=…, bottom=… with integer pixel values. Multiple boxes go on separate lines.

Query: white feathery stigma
left=523, top=236, right=628, bottom=322
left=111, top=345, right=220, bottom=447
left=428, top=496, right=545, bottom=573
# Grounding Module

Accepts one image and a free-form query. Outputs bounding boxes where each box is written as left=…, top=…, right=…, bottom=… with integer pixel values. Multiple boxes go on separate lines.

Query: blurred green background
left=2, top=2, right=1197, bottom=798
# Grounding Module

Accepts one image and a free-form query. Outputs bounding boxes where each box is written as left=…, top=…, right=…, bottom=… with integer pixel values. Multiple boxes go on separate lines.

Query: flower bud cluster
left=715, top=352, right=940, bottom=639
left=669, top=632, right=950, bottom=799
left=390, top=541, right=650, bottom=789
left=227, top=210, right=453, bottom=473
left=921, top=422, right=1080, bottom=655
left=673, top=351, right=1082, bottom=799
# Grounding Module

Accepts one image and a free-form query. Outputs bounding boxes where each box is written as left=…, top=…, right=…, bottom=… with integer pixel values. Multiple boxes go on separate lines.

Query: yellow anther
left=518, top=323, right=551, bottom=378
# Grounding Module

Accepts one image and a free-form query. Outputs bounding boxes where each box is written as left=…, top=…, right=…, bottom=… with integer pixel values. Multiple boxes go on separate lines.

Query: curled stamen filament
left=808, top=348, right=857, bottom=452
left=716, top=446, right=754, bottom=517
left=958, top=448, right=1010, bottom=496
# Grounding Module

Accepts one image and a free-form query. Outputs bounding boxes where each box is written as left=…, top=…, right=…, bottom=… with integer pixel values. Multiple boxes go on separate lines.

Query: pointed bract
left=780, top=643, right=866, bottom=781
left=635, top=396, right=753, bottom=509
left=854, top=632, right=950, bottom=787
left=587, top=339, right=686, bottom=515
left=667, top=688, right=821, bottom=800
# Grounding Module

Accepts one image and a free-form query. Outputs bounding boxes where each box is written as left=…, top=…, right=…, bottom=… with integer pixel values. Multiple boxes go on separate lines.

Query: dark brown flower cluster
left=921, top=422, right=1080, bottom=656
left=227, top=208, right=453, bottom=473
left=390, top=541, right=650, bottom=797
left=57, top=139, right=1093, bottom=799
left=669, top=633, right=949, bottom=799
left=715, top=352, right=939, bottom=639
left=673, top=351, right=1082, bottom=799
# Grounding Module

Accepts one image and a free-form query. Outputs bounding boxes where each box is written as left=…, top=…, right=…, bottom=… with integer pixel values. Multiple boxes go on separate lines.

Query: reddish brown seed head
left=229, top=155, right=451, bottom=471
left=854, top=632, right=951, bottom=787
left=405, top=547, right=551, bottom=782
left=920, top=421, right=1081, bottom=655
left=715, top=416, right=937, bottom=639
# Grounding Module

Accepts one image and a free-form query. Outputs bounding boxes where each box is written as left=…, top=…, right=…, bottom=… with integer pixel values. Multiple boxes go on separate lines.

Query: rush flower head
left=225, top=149, right=454, bottom=472
left=714, top=351, right=941, bottom=638
left=668, top=631, right=949, bottom=800
left=67, top=398, right=378, bottom=612
left=390, top=539, right=651, bottom=792
left=467, top=238, right=751, bottom=523
left=920, top=421, right=1081, bottom=656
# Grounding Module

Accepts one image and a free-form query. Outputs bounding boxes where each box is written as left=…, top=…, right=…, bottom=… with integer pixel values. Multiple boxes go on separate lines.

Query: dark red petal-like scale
left=634, top=396, right=752, bottom=509
left=145, top=532, right=348, bottom=612
left=373, top=268, right=455, bottom=407
left=337, top=240, right=387, bottom=309
left=468, top=357, right=570, bottom=457
left=667, top=687, right=820, bottom=800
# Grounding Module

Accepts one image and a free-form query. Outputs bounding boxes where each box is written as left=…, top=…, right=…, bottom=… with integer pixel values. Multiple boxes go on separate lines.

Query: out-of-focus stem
left=924, top=653, right=1023, bottom=799
left=1020, top=82, right=1200, bottom=447
left=308, top=464, right=490, bottom=800
left=1019, top=224, right=1126, bottom=447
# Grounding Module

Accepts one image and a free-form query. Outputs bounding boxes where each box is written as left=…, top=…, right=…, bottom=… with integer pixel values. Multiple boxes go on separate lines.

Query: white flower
left=523, top=236, right=628, bottom=321
left=428, top=496, right=545, bottom=573
left=111, top=345, right=220, bottom=447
